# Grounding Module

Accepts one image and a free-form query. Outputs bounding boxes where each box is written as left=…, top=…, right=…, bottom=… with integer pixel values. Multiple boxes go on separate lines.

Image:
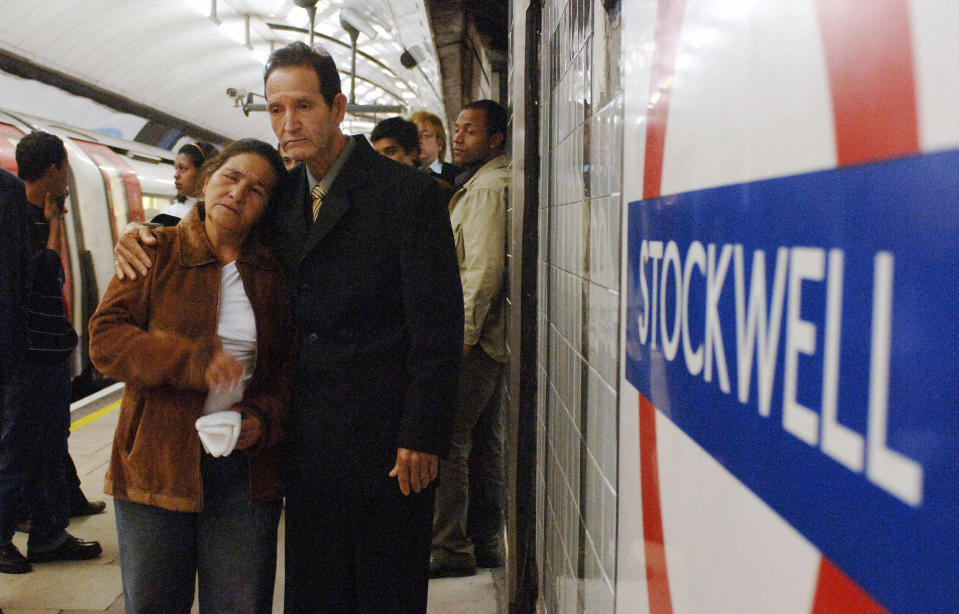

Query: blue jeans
left=115, top=453, right=281, bottom=614
left=0, top=355, right=71, bottom=546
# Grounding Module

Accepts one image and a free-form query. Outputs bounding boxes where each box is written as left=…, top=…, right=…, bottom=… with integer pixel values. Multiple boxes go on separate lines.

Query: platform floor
left=1, top=385, right=503, bottom=613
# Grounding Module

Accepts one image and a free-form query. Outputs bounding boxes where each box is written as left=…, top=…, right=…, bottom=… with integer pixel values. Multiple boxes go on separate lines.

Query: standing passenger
left=90, top=140, right=291, bottom=613
left=370, top=116, right=421, bottom=167
left=430, top=100, right=510, bottom=577
left=113, top=42, right=463, bottom=614
left=411, top=110, right=463, bottom=186
left=0, top=132, right=101, bottom=574
left=151, top=141, right=216, bottom=226
left=0, top=168, right=29, bottom=391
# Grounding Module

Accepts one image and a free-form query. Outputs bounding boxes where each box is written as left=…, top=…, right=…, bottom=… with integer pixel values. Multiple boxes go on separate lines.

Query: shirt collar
left=305, top=136, right=356, bottom=194
left=428, top=158, right=443, bottom=174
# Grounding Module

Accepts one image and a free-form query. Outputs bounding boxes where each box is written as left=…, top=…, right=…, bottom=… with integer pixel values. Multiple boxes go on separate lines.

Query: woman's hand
left=204, top=349, right=243, bottom=393
left=235, top=413, right=263, bottom=450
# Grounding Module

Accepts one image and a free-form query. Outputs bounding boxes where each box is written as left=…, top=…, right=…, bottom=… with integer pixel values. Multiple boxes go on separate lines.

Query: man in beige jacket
left=430, top=100, right=510, bottom=577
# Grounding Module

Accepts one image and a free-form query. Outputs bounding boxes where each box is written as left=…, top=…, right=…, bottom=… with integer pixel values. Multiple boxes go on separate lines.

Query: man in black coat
left=263, top=42, right=462, bottom=613
left=116, top=42, right=462, bottom=613
left=0, top=168, right=29, bottom=389
left=0, top=137, right=102, bottom=574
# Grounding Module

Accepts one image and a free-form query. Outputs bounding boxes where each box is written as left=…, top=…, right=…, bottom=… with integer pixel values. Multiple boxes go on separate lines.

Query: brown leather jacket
left=89, top=208, right=292, bottom=512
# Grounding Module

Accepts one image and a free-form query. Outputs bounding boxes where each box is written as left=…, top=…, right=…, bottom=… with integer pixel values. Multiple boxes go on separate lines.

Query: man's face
left=452, top=108, right=502, bottom=167
left=416, top=122, right=441, bottom=167
left=265, top=65, right=345, bottom=163
left=51, top=160, right=70, bottom=198
left=372, top=138, right=418, bottom=167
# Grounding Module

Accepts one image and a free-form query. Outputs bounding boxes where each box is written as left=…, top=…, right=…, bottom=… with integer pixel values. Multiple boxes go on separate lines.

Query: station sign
left=625, top=149, right=959, bottom=614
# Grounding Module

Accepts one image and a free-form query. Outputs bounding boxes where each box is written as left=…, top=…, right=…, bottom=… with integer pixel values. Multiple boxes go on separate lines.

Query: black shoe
left=0, top=542, right=31, bottom=574
left=475, top=550, right=503, bottom=568
left=28, top=534, right=102, bottom=563
left=429, top=559, right=477, bottom=578
left=70, top=500, right=107, bottom=517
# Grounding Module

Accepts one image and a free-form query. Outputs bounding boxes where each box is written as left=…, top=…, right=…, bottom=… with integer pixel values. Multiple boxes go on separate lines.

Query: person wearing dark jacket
left=0, top=168, right=30, bottom=388
left=0, top=132, right=101, bottom=575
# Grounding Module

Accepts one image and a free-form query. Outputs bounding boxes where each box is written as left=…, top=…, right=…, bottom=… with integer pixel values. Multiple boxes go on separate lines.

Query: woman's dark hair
left=264, top=41, right=341, bottom=108
left=197, top=139, right=288, bottom=207
left=177, top=141, right=217, bottom=169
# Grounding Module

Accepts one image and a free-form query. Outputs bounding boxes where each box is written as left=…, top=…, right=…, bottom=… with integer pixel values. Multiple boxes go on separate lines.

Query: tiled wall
left=536, top=1, right=623, bottom=612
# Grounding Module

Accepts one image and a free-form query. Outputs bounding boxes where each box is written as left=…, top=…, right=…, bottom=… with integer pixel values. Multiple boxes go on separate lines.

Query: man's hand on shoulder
left=114, top=223, right=158, bottom=280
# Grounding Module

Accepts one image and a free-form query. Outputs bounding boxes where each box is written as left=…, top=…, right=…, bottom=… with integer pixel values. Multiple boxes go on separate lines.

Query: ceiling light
left=340, top=8, right=377, bottom=40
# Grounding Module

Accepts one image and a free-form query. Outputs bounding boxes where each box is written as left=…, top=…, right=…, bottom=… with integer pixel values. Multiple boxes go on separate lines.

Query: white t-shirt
left=202, top=261, right=257, bottom=415
left=156, top=197, right=196, bottom=221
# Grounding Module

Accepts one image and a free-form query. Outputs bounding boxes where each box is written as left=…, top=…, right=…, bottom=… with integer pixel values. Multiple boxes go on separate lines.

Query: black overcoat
left=261, top=135, right=463, bottom=497
left=0, top=169, right=30, bottom=383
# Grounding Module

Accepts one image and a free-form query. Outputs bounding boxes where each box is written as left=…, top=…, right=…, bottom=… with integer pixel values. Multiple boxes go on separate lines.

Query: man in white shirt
left=411, top=110, right=462, bottom=185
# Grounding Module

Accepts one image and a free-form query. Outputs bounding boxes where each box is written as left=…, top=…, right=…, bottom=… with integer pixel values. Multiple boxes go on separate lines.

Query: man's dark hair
left=370, top=117, right=420, bottom=154
left=462, top=99, right=508, bottom=143
left=15, top=131, right=67, bottom=182
left=264, top=42, right=341, bottom=107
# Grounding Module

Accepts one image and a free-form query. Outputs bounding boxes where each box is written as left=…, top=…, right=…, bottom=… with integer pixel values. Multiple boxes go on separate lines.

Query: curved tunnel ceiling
left=0, top=0, right=445, bottom=143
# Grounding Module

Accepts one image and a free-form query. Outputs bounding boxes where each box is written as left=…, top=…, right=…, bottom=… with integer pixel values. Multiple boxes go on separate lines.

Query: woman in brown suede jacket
left=88, top=139, right=291, bottom=614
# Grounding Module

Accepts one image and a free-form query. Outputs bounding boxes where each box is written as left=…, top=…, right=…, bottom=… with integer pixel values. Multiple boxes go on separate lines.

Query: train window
left=72, top=141, right=145, bottom=242
left=141, top=194, right=175, bottom=222
left=0, top=123, right=24, bottom=173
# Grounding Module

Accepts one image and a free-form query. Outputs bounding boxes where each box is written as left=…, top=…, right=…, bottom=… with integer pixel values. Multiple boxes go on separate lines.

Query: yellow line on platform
left=70, top=399, right=121, bottom=432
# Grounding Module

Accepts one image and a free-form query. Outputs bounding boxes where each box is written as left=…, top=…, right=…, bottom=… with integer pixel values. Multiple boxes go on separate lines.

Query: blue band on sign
left=625, top=149, right=959, bottom=614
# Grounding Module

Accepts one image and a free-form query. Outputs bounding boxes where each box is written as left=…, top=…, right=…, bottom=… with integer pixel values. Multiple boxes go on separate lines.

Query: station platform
left=1, top=384, right=503, bottom=613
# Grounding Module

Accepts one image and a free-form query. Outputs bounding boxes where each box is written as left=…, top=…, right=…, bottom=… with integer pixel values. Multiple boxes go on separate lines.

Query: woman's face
left=203, top=152, right=276, bottom=239
left=173, top=153, right=199, bottom=196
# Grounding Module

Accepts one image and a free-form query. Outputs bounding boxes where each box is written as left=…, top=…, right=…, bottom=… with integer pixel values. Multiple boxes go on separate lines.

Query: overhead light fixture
left=340, top=8, right=377, bottom=40
left=405, top=44, right=428, bottom=64
left=293, top=0, right=319, bottom=46
left=400, top=49, right=417, bottom=69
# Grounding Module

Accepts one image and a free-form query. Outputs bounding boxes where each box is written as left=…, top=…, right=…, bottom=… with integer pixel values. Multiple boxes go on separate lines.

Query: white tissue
left=195, top=411, right=242, bottom=457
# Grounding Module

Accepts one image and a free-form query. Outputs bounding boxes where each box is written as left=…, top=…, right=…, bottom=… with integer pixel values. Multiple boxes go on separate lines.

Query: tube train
left=0, top=108, right=176, bottom=394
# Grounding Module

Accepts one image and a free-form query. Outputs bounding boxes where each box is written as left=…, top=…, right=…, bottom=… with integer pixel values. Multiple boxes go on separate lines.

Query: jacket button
left=300, top=283, right=311, bottom=291
left=308, top=333, right=318, bottom=343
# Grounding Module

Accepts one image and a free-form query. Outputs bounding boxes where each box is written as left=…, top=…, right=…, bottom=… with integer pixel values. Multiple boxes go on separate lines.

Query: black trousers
left=0, top=356, right=71, bottom=545
left=284, top=485, right=435, bottom=614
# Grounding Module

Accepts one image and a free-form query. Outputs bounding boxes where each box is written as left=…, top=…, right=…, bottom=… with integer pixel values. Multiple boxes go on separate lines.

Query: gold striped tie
left=311, top=184, right=326, bottom=222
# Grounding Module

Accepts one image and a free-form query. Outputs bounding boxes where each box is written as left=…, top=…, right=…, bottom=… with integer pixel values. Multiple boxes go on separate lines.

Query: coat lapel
left=298, top=136, right=372, bottom=260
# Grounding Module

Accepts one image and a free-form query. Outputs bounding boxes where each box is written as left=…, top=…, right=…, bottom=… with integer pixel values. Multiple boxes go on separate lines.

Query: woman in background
left=89, top=139, right=290, bottom=614
left=151, top=141, right=217, bottom=226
